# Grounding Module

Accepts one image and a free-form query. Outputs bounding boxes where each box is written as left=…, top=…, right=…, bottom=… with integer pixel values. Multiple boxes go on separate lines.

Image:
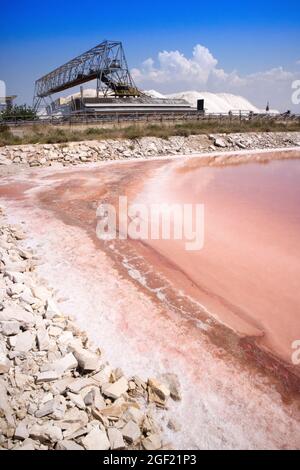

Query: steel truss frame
left=33, top=40, right=141, bottom=109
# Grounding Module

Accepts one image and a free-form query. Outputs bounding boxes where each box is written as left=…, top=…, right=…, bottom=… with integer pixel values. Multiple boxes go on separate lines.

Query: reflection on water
left=134, top=157, right=300, bottom=364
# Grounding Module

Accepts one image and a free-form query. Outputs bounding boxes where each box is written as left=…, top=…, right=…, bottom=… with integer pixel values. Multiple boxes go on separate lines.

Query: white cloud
left=247, top=67, right=294, bottom=81
left=132, top=44, right=222, bottom=87
left=131, top=44, right=300, bottom=111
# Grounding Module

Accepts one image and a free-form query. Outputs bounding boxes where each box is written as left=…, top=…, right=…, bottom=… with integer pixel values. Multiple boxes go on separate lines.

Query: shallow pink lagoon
left=1, top=149, right=300, bottom=449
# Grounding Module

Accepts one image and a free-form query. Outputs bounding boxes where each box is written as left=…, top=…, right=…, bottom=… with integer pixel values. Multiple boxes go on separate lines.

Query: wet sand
left=0, top=148, right=300, bottom=449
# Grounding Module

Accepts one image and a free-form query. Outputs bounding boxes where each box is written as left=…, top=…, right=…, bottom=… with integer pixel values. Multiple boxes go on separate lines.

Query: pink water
left=1, top=149, right=300, bottom=449
left=134, top=156, right=300, bottom=364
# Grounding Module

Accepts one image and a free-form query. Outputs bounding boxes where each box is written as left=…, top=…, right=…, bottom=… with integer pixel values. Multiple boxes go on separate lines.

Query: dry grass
left=1, top=119, right=300, bottom=147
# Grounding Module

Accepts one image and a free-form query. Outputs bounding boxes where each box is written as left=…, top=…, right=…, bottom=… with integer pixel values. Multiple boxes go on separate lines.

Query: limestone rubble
left=0, top=208, right=180, bottom=450
left=0, top=132, right=299, bottom=172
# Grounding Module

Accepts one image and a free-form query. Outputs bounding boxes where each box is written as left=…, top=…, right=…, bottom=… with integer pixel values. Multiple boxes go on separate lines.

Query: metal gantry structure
left=33, top=40, right=141, bottom=110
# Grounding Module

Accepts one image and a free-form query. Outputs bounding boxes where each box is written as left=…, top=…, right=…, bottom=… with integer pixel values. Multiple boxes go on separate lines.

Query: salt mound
left=144, top=89, right=167, bottom=99
left=166, top=90, right=260, bottom=113
left=216, top=93, right=260, bottom=113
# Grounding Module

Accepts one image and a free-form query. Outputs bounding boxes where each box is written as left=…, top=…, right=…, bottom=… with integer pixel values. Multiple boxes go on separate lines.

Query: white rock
left=31, top=285, right=51, bottom=302
left=123, top=406, right=144, bottom=425
left=27, top=403, right=38, bottom=415
left=0, top=320, right=20, bottom=336
left=36, top=327, right=50, bottom=351
left=56, top=440, right=84, bottom=450
left=16, top=248, right=32, bottom=260
left=83, top=390, right=94, bottom=406
left=57, top=331, right=74, bottom=346
left=81, top=426, right=110, bottom=450
left=160, top=373, right=181, bottom=401
left=142, top=433, right=162, bottom=450
left=107, top=428, right=125, bottom=450
left=19, top=289, right=38, bottom=305
left=91, top=365, right=112, bottom=386
left=51, top=377, right=74, bottom=394
left=60, top=408, right=89, bottom=431
left=236, top=141, right=247, bottom=149
left=82, top=386, right=105, bottom=409
left=46, top=298, right=62, bottom=317
left=0, top=378, right=11, bottom=416
left=7, top=282, right=25, bottom=296
left=35, top=399, right=58, bottom=418
left=41, top=392, right=54, bottom=403
left=122, top=420, right=141, bottom=444
left=148, top=378, right=170, bottom=406
left=30, top=423, right=63, bottom=443
left=12, top=330, right=35, bottom=353
left=102, top=377, right=128, bottom=400
left=0, top=157, right=12, bottom=166
left=67, top=392, right=86, bottom=410
left=3, top=260, right=27, bottom=272
left=72, top=347, right=101, bottom=372
left=123, top=151, right=132, bottom=158
left=14, top=421, right=29, bottom=440
left=0, top=305, right=35, bottom=326
left=47, top=151, right=60, bottom=161
left=15, top=372, right=33, bottom=388
left=68, top=377, right=96, bottom=394
left=48, top=325, right=63, bottom=337
left=0, top=342, right=11, bottom=373
left=14, top=440, right=36, bottom=450
left=214, top=138, right=227, bottom=148
left=36, top=370, right=59, bottom=383
left=51, top=352, right=78, bottom=376
left=54, top=401, right=67, bottom=420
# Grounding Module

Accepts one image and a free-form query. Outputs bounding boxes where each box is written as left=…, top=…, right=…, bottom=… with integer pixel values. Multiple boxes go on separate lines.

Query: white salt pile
left=145, top=90, right=279, bottom=114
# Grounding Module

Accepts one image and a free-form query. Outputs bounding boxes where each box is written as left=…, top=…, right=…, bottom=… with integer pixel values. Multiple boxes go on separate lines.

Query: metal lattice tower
left=33, top=40, right=141, bottom=110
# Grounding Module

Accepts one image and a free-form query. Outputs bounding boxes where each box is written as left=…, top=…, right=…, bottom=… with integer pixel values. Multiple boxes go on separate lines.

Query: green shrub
left=0, top=104, right=37, bottom=122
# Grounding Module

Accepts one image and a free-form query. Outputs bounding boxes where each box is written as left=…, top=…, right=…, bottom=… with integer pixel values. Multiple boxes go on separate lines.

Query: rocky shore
left=0, top=209, right=181, bottom=450
left=0, top=132, right=299, bottom=172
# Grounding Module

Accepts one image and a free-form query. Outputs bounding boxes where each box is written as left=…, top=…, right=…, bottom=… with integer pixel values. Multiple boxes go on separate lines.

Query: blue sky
left=1, top=0, right=300, bottom=109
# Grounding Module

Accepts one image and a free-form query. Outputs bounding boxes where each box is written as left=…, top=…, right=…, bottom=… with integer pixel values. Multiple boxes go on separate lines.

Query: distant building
left=0, top=95, right=17, bottom=111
